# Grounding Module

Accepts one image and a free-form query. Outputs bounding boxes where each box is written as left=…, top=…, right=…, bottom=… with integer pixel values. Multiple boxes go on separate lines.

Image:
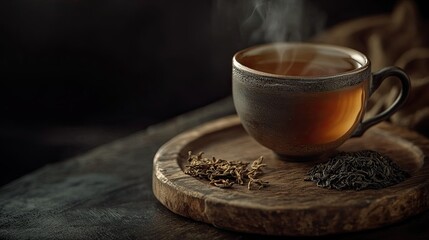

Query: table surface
left=1, top=96, right=429, bottom=240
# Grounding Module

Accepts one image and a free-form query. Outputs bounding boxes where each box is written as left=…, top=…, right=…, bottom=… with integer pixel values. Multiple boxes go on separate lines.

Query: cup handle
left=352, top=66, right=411, bottom=137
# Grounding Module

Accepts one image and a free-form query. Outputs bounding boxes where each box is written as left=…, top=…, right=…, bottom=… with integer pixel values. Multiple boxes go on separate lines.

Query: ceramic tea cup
left=232, top=42, right=410, bottom=161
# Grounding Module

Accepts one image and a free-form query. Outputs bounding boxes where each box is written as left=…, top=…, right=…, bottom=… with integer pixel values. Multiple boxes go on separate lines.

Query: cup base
left=274, top=152, right=327, bottom=162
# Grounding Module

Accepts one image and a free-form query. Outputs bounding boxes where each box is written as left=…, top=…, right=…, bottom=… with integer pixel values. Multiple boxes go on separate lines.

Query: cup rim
left=233, top=42, right=370, bottom=80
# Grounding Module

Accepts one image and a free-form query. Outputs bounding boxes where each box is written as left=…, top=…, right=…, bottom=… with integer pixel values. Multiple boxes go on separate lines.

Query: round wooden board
left=153, top=115, right=429, bottom=236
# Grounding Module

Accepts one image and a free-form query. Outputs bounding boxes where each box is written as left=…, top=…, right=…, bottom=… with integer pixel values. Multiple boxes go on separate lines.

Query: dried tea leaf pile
left=305, top=150, right=410, bottom=191
left=184, top=151, right=269, bottom=190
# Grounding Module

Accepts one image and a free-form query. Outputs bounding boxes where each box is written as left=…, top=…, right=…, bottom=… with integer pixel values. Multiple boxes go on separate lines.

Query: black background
left=0, top=0, right=427, bottom=185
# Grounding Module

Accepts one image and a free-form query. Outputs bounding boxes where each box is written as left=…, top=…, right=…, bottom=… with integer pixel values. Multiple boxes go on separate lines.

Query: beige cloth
left=315, top=0, right=429, bottom=136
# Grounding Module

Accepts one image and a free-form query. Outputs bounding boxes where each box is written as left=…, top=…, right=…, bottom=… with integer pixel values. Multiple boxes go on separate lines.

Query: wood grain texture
left=153, top=115, right=429, bottom=236
left=3, top=97, right=429, bottom=240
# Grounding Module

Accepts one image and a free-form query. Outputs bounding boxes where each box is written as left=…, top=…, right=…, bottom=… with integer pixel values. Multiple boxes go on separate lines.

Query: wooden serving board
left=152, top=115, right=429, bottom=236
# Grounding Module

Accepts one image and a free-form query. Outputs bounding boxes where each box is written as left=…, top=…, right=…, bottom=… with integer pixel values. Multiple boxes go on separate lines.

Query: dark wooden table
left=1, top=97, right=429, bottom=240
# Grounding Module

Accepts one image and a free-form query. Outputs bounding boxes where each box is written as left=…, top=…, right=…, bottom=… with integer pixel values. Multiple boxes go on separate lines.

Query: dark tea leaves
left=305, top=150, right=410, bottom=191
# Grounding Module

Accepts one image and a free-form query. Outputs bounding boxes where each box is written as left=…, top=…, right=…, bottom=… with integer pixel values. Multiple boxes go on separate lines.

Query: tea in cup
left=232, top=43, right=410, bottom=160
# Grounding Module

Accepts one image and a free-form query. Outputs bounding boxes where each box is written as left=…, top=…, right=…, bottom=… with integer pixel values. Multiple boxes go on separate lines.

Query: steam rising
left=214, top=0, right=326, bottom=44
left=244, top=0, right=326, bottom=43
